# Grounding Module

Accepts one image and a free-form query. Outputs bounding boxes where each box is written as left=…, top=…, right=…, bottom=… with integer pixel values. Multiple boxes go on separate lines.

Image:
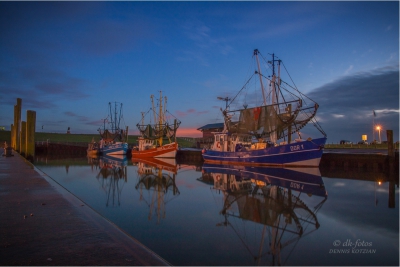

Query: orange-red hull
left=132, top=142, right=178, bottom=158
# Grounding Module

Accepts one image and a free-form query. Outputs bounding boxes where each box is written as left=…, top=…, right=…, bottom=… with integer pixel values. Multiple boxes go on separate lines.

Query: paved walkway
left=0, top=151, right=170, bottom=266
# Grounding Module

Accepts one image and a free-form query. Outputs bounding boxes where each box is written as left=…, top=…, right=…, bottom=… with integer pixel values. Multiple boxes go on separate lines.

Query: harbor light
left=376, top=125, right=382, bottom=143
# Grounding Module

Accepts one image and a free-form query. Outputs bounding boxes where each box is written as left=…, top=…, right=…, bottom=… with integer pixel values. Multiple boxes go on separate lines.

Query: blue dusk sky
left=0, top=1, right=398, bottom=143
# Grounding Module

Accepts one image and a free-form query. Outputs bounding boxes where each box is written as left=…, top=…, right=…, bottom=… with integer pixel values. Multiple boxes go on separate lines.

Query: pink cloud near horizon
left=175, top=109, right=209, bottom=118
left=176, top=127, right=203, bottom=137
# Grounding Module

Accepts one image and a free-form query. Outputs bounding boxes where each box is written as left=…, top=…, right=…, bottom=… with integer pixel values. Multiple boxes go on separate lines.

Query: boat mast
left=108, top=102, right=114, bottom=132
left=270, top=54, right=278, bottom=144
left=158, top=91, right=163, bottom=147
left=114, top=102, right=117, bottom=132
left=150, top=95, right=157, bottom=126
left=141, top=112, right=145, bottom=126
left=277, top=58, right=281, bottom=105
left=118, top=103, right=123, bottom=131
left=164, top=95, right=172, bottom=143
left=271, top=54, right=276, bottom=107
left=164, top=96, right=167, bottom=123
left=254, top=49, right=267, bottom=105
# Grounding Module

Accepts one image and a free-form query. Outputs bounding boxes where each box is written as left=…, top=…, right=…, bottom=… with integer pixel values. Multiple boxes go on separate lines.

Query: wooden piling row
left=16, top=98, right=22, bottom=151
left=20, top=121, right=26, bottom=156
left=11, top=99, right=22, bottom=151
left=9, top=98, right=36, bottom=160
left=26, top=110, right=36, bottom=160
left=10, top=123, right=14, bottom=149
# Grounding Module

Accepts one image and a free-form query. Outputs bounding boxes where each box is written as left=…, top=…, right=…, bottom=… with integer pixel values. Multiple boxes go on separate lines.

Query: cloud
left=64, top=111, right=90, bottom=122
left=175, top=109, right=209, bottom=118
left=344, top=65, right=353, bottom=75
left=177, top=127, right=203, bottom=137
left=77, top=17, right=155, bottom=56
left=309, top=65, right=399, bottom=111
left=307, top=64, right=399, bottom=142
left=333, top=114, right=345, bottom=118
left=0, top=65, right=90, bottom=111
left=179, top=18, right=235, bottom=65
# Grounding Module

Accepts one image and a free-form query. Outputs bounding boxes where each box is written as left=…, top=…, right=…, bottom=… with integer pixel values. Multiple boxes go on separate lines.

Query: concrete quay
left=0, top=152, right=170, bottom=266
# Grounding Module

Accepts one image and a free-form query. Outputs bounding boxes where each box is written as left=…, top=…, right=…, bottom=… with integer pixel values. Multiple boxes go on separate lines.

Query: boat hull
left=202, top=137, right=327, bottom=167
left=99, top=142, right=128, bottom=157
left=87, top=149, right=99, bottom=156
left=132, top=142, right=178, bottom=158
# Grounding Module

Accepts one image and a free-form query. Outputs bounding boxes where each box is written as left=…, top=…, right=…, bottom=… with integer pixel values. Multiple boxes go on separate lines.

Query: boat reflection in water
left=94, top=155, right=128, bottom=207
left=133, top=157, right=180, bottom=224
left=201, top=164, right=327, bottom=266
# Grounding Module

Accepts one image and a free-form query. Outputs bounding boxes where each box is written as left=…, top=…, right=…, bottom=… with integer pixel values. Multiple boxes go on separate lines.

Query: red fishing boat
left=132, top=91, right=181, bottom=158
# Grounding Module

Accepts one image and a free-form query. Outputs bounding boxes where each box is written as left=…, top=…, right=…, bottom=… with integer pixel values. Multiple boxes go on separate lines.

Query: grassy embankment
left=0, top=131, right=196, bottom=148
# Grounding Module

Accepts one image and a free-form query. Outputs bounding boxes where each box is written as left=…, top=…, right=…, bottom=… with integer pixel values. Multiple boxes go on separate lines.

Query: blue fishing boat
left=202, top=50, right=327, bottom=167
left=98, top=102, right=129, bottom=157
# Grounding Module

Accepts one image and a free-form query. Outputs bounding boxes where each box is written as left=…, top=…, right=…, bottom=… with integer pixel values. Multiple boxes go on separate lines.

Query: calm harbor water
left=33, top=155, right=399, bottom=266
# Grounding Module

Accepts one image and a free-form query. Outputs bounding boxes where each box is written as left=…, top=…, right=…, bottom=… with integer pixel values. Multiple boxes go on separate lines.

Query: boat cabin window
left=215, top=135, right=226, bottom=142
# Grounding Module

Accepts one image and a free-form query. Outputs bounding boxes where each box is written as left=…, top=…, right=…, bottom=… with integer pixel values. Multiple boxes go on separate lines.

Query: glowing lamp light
left=376, top=125, right=382, bottom=143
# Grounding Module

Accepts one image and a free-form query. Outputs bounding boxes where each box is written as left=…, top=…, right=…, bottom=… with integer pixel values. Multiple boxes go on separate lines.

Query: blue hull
left=99, top=142, right=128, bottom=156
left=202, top=137, right=326, bottom=167
left=202, top=163, right=327, bottom=197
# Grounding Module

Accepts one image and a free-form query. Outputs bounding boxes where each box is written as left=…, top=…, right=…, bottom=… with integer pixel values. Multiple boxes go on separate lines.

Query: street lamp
left=376, top=125, right=381, bottom=144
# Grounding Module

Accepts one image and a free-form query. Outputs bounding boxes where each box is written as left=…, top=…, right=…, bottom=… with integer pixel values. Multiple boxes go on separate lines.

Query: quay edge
left=0, top=151, right=170, bottom=266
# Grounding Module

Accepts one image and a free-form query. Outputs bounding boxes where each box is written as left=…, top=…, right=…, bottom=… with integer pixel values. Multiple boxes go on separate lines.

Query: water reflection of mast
left=134, top=158, right=180, bottom=224
left=209, top=167, right=326, bottom=266
left=96, top=156, right=127, bottom=207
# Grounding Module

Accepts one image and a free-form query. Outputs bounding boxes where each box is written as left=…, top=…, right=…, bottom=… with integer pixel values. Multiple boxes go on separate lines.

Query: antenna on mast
left=217, top=96, right=231, bottom=110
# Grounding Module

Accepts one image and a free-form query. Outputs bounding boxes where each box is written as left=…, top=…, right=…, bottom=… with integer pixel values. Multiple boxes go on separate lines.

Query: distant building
left=197, top=123, right=224, bottom=138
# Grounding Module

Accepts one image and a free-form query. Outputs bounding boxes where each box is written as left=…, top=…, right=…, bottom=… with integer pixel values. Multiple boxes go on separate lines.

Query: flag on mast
left=373, top=110, right=376, bottom=117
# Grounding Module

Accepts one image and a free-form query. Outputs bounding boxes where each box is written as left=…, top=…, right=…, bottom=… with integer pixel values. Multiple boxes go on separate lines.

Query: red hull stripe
left=132, top=143, right=178, bottom=158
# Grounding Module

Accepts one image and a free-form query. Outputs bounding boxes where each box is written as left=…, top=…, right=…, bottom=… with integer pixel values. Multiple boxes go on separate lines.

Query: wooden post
left=26, top=110, right=36, bottom=160
left=20, top=121, right=27, bottom=156
left=10, top=124, right=14, bottom=150
left=387, top=130, right=394, bottom=157
left=12, top=105, right=17, bottom=149
left=16, top=98, right=22, bottom=152
left=387, top=130, right=395, bottom=176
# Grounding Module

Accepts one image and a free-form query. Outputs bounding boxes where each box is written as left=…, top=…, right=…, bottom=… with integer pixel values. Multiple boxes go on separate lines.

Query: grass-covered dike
left=0, top=131, right=197, bottom=148
left=1, top=130, right=396, bottom=150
